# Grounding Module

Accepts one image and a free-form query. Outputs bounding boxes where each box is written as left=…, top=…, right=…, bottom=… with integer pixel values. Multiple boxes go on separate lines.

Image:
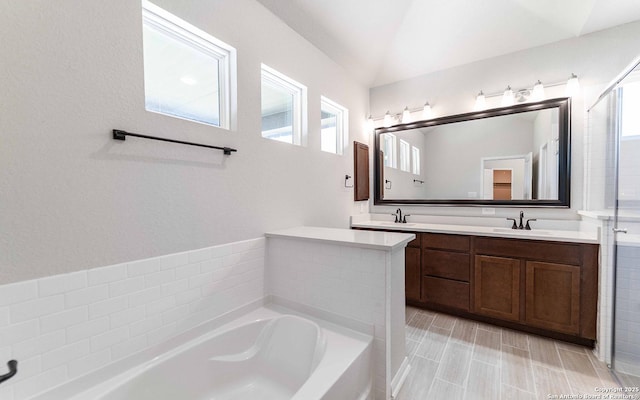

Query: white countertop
left=265, top=226, right=415, bottom=251
left=351, top=219, right=599, bottom=244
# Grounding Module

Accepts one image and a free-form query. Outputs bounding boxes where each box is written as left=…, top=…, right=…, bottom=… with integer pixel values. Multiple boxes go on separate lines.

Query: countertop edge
left=265, top=227, right=415, bottom=251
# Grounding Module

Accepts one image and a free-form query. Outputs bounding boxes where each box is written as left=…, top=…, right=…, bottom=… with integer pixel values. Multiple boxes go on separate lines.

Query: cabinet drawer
left=475, top=237, right=581, bottom=265
left=422, top=276, right=470, bottom=311
left=423, top=249, right=470, bottom=281
left=422, top=233, right=470, bottom=252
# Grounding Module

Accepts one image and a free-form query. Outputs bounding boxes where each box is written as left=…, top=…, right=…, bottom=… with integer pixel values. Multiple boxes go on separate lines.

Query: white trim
left=390, top=357, right=411, bottom=399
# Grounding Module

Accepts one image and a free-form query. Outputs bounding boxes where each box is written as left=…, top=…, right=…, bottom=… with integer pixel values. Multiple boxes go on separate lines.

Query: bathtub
left=54, top=306, right=372, bottom=400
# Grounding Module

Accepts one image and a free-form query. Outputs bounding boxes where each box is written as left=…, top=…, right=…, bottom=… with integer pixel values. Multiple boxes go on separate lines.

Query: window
left=412, top=146, right=421, bottom=175
left=142, top=0, right=235, bottom=128
left=320, top=96, right=348, bottom=154
left=381, top=133, right=396, bottom=168
left=400, top=140, right=410, bottom=172
left=261, top=64, right=307, bottom=145
left=621, top=81, right=640, bottom=139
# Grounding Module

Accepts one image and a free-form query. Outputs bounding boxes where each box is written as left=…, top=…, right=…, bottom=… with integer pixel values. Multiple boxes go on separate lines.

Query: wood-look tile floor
left=397, top=306, right=633, bottom=400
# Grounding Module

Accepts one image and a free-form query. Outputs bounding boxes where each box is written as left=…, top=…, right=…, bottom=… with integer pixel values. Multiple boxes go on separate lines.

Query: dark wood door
left=405, top=247, right=421, bottom=302
left=525, top=261, right=580, bottom=335
left=353, top=141, right=369, bottom=201
left=474, top=255, right=521, bottom=321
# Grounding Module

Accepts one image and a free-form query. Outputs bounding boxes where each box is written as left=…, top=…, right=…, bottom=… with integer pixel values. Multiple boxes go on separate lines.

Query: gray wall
left=0, top=0, right=369, bottom=284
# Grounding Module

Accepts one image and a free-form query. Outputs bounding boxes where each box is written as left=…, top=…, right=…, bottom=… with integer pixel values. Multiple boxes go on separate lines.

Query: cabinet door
left=405, top=247, right=421, bottom=302
left=525, top=261, right=580, bottom=335
left=474, top=255, right=521, bottom=321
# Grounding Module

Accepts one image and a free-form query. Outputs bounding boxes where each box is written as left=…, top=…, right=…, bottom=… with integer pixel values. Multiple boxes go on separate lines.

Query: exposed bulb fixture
left=422, top=102, right=433, bottom=119
left=383, top=111, right=393, bottom=127
left=566, top=73, right=580, bottom=97
left=401, top=106, right=411, bottom=123
left=474, top=91, right=486, bottom=110
left=531, top=80, right=545, bottom=102
left=502, top=85, right=514, bottom=107
left=366, top=115, right=374, bottom=132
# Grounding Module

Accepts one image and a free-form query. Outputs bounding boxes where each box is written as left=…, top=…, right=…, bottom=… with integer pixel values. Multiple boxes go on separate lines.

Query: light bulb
left=474, top=91, right=486, bottom=111
left=383, top=111, right=393, bottom=127
left=531, top=80, right=545, bottom=102
left=366, top=115, right=374, bottom=132
left=422, top=102, right=433, bottom=119
left=566, top=73, right=580, bottom=97
left=502, top=85, right=514, bottom=107
left=401, top=106, right=411, bottom=124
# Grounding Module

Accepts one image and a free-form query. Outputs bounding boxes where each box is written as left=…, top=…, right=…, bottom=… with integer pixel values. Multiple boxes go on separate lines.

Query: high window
left=400, top=140, right=410, bottom=172
left=320, top=97, right=348, bottom=155
left=382, top=133, right=397, bottom=168
left=261, top=64, right=307, bottom=145
left=412, top=146, right=421, bottom=175
left=142, top=0, right=235, bottom=128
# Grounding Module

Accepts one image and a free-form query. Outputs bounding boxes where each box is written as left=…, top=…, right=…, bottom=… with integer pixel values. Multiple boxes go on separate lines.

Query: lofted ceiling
left=256, top=0, right=640, bottom=87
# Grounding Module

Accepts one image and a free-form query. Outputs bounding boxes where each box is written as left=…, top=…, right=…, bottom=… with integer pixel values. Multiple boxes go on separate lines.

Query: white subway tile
left=88, top=297, right=128, bottom=319
left=146, top=322, right=177, bottom=347
left=129, top=315, right=163, bottom=337
left=38, top=272, right=86, bottom=297
left=41, top=339, right=90, bottom=371
left=0, top=280, right=38, bottom=307
left=40, top=307, right=87, bottom=333
left=109, top=276, right=144, bottom=298
left=188, top=272, right=213, bottom=289
left=87, top=263, right=127, bottom=286
left=175, top=263, right=200, bottom=280
left=146, top=297, right=176, bottom=317
left=8, top=355, right=42, bottom=383
left=67, top=317, right=109, bottom=343
left=0, top=383, right=13, bottom=400
left=200, top=258, right=223, bottom=273
left=10, top=295, right=65, bottom=323
left=144, top=269, right=175, bottom=288
left=65, top=285, right=109, bottom=308
left=0, top=307, right=8, bottom=328
left=159, top=253, right=189, bottom=270
left=90, top=326, right=129, bottom=352
left=188, top=248, right=211, bottom=263
left=232, top=238, right=265, bottom=254
left=67, top=349, right=111, bottom=379
left=12, top=365, right=67, bottom=400
left=161, top=279, right=189, bottom=296
left=161, top=304, right=189, bottom=324
left=0, top=319, right=39, bottom=346
left=128, top=287, right=162, bottom=307
left=109, top=306, right=145, bottom=329
left=111, top=335, right=147, bottom=361
left=175, top=287, right=201, bottom=305
left=210, top=244, right=232, bottom=259
left=127, top=258, right=160, bottom=277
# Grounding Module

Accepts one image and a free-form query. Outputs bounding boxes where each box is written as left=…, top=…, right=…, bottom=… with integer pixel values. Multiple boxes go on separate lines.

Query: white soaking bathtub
left=54, top=307, right=373, bottom=400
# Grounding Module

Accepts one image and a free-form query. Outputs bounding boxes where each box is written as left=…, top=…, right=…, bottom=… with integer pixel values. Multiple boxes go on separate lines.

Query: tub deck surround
left=351, top=217, right=598, bottom=244
left=266, top=226, right=412, bottom=400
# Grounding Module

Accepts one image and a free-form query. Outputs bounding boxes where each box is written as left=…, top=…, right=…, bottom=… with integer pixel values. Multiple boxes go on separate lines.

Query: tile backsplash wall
left=615, top=243, right=640, bottom=376
left=0, top=238, right=265, bottom=399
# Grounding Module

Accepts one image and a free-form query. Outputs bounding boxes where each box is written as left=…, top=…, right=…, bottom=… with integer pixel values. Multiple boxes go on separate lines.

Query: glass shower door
left=611, top=67, right=640, bottom=387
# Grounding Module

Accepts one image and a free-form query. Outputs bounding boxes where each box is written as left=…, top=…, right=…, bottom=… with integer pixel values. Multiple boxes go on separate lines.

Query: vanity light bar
left=368, top=74, right=579, bottom=125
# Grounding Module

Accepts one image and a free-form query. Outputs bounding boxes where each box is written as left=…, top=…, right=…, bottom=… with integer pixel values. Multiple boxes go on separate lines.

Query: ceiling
left=256, top=0, right=640, bottom=87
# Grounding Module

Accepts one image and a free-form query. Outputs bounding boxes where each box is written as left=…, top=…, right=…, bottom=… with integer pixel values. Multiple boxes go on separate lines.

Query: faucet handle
left=402, top=215, right=411, bottom=223
left=525, top=219, right=537, bottom=230
left=391, top=213, right=398, bottom=223
left=506, top=218, right=517, bottom=229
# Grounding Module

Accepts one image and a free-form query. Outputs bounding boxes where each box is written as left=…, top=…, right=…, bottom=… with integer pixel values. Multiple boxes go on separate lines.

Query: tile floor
left=397, top=306, right=640, bottom=399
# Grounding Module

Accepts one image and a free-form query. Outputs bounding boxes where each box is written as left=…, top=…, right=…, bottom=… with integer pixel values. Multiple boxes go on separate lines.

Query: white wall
left=0, top=0, right=369, bottom=284
left=369, top=20, right=640, bottom=219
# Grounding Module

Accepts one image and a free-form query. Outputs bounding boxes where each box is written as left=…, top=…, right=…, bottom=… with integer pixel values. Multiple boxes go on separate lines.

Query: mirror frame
left=374, top=97, right=571, bottom=207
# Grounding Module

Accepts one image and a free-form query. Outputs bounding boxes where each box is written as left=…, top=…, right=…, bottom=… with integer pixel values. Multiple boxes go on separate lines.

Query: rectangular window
left=261, top=64, right=307, bottom=145
left=382, top=133, right=396, bottom=168
left=412, top=146, right=421, bottom=175
left=142, top=0, right=235, bottom=128
left=320, top=96, right=348, bottom=155
left=400, top=140, right=410, bottom=172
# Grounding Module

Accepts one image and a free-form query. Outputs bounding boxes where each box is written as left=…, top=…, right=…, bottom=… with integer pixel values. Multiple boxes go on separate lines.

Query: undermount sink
left=492, top=228, right=553, bottom=235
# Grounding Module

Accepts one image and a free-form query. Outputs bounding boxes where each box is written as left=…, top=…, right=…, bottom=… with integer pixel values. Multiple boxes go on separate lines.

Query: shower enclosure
left=587, top=58, right=640, bottom=386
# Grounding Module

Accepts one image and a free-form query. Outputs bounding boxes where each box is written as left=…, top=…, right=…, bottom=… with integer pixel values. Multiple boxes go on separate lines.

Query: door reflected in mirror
left=375, top=98, right=570, bottom=206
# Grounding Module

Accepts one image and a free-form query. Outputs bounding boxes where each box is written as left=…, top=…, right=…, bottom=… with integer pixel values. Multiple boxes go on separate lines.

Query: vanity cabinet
left=421, top=233, right=471, bottom=311
left=351, top=226, right=598, bottom=345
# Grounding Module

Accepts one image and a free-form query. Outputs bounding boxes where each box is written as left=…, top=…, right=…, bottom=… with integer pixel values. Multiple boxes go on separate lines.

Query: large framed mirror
left=374, top=97, right=571, bottom=207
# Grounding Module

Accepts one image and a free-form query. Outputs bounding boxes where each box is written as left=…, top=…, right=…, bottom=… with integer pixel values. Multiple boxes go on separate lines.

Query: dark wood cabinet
left=525, top=261, right=581, bottom=335
left=474, top=255, right=521, bottom=322
left=351, top=226, right=599, bottom=345
left=353, top=142, right=369, bottom=201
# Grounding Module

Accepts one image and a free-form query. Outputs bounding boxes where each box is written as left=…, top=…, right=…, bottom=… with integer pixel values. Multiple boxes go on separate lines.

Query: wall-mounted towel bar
left=112, top=130, right=237, bottom=155
left=413, top=179, right=424, bottom=184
